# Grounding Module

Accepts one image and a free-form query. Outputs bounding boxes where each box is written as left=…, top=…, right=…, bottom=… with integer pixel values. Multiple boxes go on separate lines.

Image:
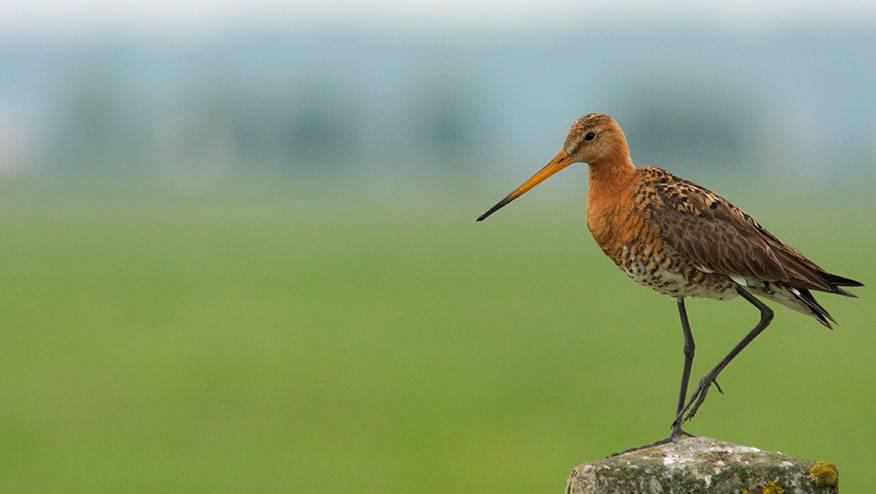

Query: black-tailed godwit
left=477, top=113, right=862, bottom=449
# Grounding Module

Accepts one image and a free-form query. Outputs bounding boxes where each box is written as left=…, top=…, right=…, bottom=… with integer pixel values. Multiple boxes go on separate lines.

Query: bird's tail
left=793, top=288, right=835, bottom=329
left=751, top=273, right=860, bottom=329
left=753, top=284, right=837, bottom=329
left=820, top=273, right=863, bottom=298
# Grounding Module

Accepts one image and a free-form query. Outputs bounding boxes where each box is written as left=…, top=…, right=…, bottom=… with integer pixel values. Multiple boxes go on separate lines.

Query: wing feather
left=635, top=167, right=834, bottom=291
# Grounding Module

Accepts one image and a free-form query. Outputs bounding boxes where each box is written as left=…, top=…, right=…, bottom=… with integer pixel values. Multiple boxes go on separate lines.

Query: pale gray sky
left=2, top=0, right=876, bottom=40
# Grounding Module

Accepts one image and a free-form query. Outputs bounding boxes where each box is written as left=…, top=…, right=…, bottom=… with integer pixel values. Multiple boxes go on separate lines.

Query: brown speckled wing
left=634, top=167, right=833, bottom=291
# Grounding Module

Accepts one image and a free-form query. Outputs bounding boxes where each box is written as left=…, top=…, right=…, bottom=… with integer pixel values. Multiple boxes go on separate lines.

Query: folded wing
left=636, top=168, right=862, bottom=296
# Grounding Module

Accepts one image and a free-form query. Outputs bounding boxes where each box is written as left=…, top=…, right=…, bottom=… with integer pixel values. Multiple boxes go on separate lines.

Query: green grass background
left=0, top=182, right=872, bottom=492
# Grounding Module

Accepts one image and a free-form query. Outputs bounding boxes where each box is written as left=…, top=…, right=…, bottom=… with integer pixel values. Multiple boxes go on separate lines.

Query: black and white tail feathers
left=745, top=272, right=862, bottom=330
left=789, top=272, right=863, bottom=329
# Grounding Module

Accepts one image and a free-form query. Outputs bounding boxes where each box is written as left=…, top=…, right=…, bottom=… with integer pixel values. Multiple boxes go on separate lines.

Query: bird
left=476, top=113, right=862, bottom=451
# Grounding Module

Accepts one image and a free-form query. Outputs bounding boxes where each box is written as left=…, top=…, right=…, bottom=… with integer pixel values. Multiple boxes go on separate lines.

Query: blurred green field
left=0, top=183, right=873, bottom=492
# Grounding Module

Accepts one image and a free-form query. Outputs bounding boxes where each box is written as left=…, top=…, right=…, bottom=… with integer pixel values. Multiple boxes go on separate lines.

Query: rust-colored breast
left=586, top=167, right=657, bottom=264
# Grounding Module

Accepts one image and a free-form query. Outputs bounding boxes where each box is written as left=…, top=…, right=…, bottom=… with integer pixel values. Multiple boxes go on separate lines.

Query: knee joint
left=761, top=307, right=774, bottom=324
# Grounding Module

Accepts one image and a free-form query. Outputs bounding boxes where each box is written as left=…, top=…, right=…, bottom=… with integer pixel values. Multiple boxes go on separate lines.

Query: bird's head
left=562, top=113, right=628, bottom=166
left=476, top=113, right=629, bottom=222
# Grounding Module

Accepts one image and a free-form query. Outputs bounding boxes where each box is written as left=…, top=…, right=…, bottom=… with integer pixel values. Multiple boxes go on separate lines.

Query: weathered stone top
left=565, top=437, right=838, bottom=494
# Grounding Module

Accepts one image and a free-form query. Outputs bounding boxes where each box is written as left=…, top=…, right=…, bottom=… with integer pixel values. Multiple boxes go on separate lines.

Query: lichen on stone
left=808, top=461, right=838, bottom=487
left=760, top=480, right=784, bottom=493
left=566, top=437, right=838, bottom=494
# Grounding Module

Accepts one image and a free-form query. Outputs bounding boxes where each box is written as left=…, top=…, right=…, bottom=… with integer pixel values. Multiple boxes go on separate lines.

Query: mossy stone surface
left=565, top=437, right=838, bottom=493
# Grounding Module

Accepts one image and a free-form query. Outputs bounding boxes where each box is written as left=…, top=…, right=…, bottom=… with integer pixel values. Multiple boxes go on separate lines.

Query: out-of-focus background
left=1, top=1, right=874, bottom=492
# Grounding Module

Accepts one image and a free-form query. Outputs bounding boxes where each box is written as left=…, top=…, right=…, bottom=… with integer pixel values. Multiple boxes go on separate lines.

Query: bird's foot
left=672, top=374, right=723, bottom=428
left=608, top=427, right=695, bottom=457
left=671, top=425, right=695, bottom=440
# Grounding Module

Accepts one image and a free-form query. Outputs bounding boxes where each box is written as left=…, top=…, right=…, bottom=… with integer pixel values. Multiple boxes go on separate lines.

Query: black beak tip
left=476, top=196, right=513, bottom=223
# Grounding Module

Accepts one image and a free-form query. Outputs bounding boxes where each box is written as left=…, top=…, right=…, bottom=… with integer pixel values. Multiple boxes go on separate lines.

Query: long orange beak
left=476, top=150, right=572, bottom=222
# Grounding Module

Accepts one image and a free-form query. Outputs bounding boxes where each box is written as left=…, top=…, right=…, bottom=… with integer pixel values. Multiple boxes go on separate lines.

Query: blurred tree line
left=2, top=31, right=872, bottom=183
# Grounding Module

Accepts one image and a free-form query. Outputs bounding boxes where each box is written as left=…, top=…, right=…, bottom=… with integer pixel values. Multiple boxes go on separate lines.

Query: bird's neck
left=587, top=155, right=635, bottom=202
left=586, top=155, right=636, bottom=244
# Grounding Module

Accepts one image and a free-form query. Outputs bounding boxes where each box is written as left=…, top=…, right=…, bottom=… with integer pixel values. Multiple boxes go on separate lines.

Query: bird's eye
left=584, top=132, right=596, bottom=141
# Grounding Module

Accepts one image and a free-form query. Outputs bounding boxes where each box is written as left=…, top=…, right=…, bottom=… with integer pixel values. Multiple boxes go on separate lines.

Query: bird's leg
left=673, top=286, right=774, bottom=427
left=670, top=297, right=696, bottom=440
left=609, top=300, right=698, bottom=457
